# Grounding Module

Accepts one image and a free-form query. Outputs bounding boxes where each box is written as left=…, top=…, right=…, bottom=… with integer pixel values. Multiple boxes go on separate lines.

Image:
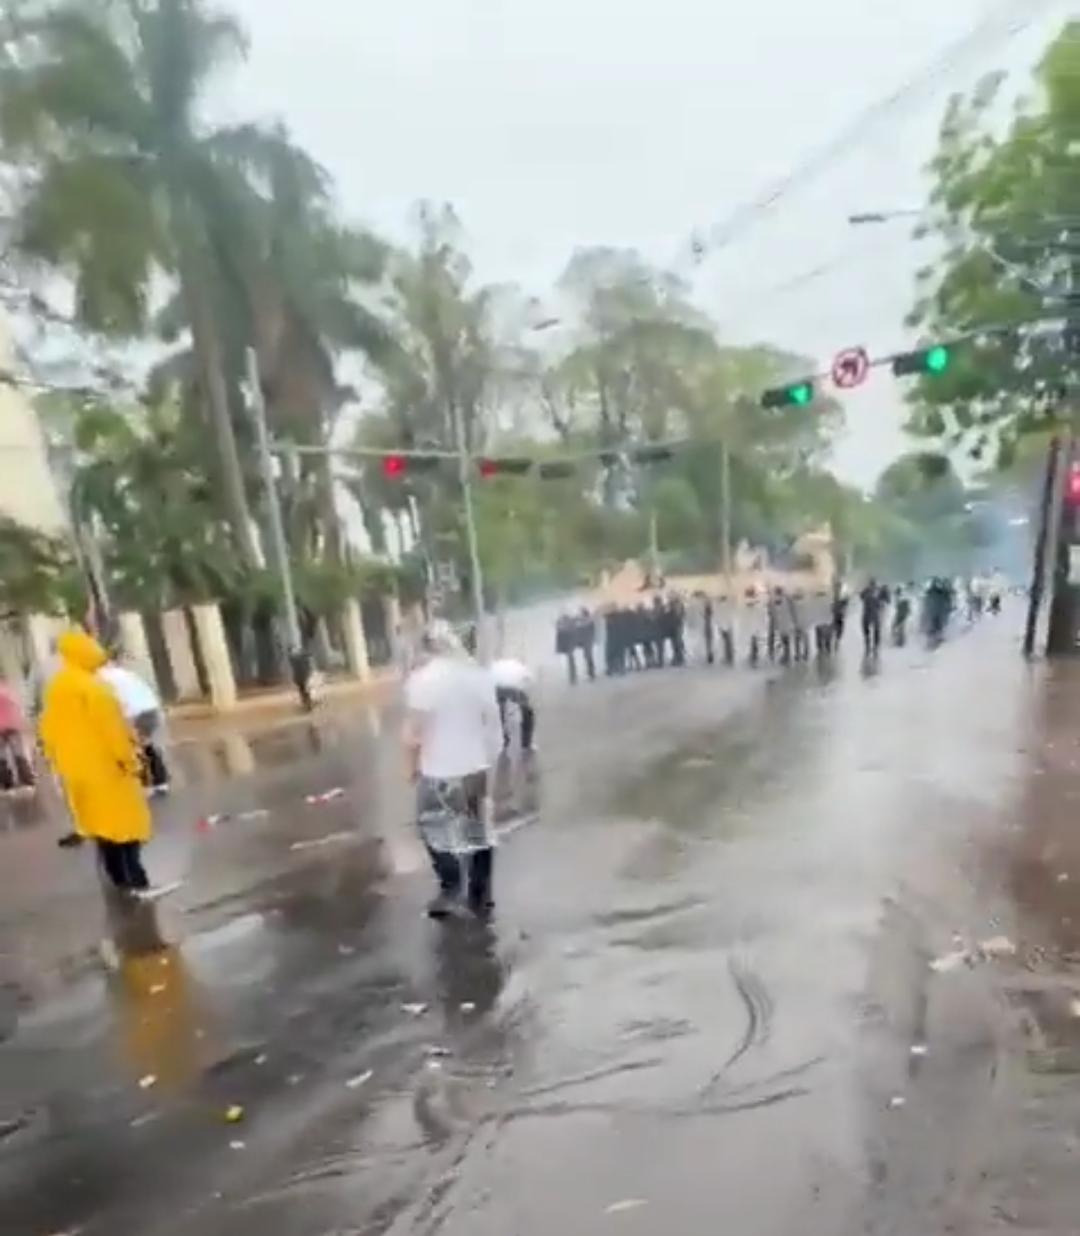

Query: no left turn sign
left=831, top=346, right=870, bottom=390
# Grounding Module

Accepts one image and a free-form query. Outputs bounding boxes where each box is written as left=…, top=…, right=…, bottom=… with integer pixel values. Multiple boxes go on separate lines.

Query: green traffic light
left=925, top=344, right=950, bottom=374
left=790, top=382, right=813, bottom=407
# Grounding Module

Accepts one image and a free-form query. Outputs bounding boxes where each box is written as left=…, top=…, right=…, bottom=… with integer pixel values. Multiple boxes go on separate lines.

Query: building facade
left=0, top=314, right=66, bottom=533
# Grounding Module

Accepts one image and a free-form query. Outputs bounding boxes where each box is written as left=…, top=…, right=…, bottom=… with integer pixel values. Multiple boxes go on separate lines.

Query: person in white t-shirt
left=404, top=622, right=502, bottom=919
left=490, top=655, right=536, bottom=752
left=98, top=659, right=170, bottom=794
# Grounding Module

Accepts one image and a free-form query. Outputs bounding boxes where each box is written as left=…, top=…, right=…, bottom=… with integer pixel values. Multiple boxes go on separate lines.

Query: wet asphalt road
left=3, top=608, right=1080, bottom=1236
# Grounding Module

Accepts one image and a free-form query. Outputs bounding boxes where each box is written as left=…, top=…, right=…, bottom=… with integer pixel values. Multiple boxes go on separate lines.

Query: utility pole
left=1024, top=435, right=1061, bottom=657
left=246, top=347, right=302, bottom=654
left=46, top=441, right=113, bottom=641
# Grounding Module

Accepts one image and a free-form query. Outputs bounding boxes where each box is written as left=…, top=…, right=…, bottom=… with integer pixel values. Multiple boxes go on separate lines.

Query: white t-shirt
left=99, top=665, right=160, bottom=719
left=490, top=657, right=534, bottom=691
left=405, top=656, right=501, bottom=779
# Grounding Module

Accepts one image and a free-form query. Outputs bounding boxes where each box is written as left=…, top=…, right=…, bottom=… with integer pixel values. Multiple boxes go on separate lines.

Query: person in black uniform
left=556, top=614, right=578, bottom=684
left=859, top=578, right=884, bottom=656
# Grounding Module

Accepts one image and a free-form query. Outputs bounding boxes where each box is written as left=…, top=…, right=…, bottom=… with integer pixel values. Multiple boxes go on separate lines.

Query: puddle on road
left=609, top=679, right=823, bottom=839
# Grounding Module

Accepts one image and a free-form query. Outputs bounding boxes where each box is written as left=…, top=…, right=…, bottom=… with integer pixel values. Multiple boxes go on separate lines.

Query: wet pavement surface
left=4, top=607, right=1080, bottom=1235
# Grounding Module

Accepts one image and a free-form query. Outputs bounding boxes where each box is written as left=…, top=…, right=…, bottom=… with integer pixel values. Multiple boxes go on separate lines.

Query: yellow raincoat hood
left=57, top=630, right=109, bottom=673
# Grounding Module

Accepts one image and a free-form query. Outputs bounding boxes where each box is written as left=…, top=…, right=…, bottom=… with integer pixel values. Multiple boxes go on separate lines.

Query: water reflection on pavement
left=2, top=612, right=1078, bottom=1235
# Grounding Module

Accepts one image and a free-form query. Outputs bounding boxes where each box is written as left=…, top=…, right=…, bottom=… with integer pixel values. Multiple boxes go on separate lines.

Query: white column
left=190, top=602, right=237, bottom=712
left=117, top=611, right=158, bottom=692
left=24, top=613, right=57, bottom=672
left=341, top=598, right=371, bottom=682
left=384, top=594, right=402, bottom=668
left=161, top=609, right=201, bottom=701
left=0, top=621, right=25, bottom=686
left=220, top=732, right=255, bottom=776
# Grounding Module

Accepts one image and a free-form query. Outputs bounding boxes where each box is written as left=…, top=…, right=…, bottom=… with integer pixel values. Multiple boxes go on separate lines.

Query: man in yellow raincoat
left=39, top=631, right=154, bottom=893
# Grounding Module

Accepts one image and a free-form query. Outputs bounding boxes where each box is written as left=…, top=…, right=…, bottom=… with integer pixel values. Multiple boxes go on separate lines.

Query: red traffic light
left=478, top=456, right=532, bottom=478
left=382, top=453, right=407, bottom=480
left=1067, top=463, right=1080, bottom=506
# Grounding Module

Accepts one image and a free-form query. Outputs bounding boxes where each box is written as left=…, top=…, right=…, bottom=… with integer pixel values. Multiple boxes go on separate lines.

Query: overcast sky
left=217, top=0, right=1063, bottom=489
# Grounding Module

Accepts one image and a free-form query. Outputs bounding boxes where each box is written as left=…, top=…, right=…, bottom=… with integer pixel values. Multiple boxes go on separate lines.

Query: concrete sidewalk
left=166, top=668, right=398, bottom=740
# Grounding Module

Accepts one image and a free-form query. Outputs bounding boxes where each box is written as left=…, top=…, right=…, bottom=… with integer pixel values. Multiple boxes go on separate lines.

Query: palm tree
left=148, top=125, right=394, bottom=565
left=0, top=0, right=267, bottom=566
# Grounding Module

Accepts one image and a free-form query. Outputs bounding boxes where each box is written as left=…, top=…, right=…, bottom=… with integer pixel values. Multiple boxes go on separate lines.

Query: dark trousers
left=290, top=651, right=315, bottom=712
left=862, top=616, right=881, bottom=654
left=720, top=629, right=735, bottom=666
left=427, top=845, right=494, bottom=908
left=497, top=686, right=535, bottom=750
left=132, top=710, right=168, bottom=789
left=141, top=743, right=169, bottom=789
left=815, top=625, right=833, bottom=656
left=563, top=649, right=578, bottom=685
left=97, top=840, right=149, bottom=891
left=0, top=732, right=34, bottom=790
left=581, top=644, right=596, bottom=681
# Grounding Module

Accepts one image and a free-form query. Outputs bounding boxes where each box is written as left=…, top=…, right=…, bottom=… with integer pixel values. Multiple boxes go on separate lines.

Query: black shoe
left=427, top=891, right=460, bottom=920
left=468, top=897, right=495, bottom=922
left=57, top=832, right=84, bottom=849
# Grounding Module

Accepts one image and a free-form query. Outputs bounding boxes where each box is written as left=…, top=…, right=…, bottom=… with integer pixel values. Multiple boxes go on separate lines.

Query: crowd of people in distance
left=556, top=569, right=1012, bottom=682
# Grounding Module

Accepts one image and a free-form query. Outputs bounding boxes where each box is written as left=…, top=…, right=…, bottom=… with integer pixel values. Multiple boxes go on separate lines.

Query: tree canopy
left=0, top=0, right=1012, bottom=641
left=905, top=20, right=1079, bottom=468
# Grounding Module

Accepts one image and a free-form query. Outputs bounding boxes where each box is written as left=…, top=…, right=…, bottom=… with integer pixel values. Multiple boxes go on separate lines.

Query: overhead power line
left=683, top=0, right=1063, bottom=270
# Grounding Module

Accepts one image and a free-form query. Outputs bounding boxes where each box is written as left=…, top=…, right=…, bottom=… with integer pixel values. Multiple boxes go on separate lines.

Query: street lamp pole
left=246, top=347, right=302, bottom=653
left=450, top=398, right=487, bottom=660
left=719, top=438, right=732, bottom=580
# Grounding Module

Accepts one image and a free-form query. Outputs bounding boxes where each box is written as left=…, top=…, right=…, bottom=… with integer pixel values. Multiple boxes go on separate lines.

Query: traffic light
left=1067, top=461, right=1080, bottom=508
left=537, top=460, right=576, bottom=480
left=631, top=445, right=674, bottom=465
left=380, top=453, right=441, bottom=480
left=478, top=456, right=533, bottom=479
left=893, top=344, right=952, bottom=377
left=382, top=453, right=406, bottom=480
left=761, top=380, right=814, bottom=409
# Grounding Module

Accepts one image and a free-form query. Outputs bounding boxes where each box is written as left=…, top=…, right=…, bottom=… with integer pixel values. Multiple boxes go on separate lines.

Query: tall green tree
left=0, top=514, right=79, bottom=619
left=0, top=0, right=268, bottom=564
left=905, top=21, right=1080, bottom=465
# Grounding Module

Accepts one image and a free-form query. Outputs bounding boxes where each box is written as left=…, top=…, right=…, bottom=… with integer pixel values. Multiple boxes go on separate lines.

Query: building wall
left=0, top=315, right=66, bottom=533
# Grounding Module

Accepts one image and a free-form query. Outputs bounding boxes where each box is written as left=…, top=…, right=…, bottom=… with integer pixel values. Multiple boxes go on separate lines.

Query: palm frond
left=0, top=4, right=153, bottom=151
left=18, top=150, right=165, bottom=332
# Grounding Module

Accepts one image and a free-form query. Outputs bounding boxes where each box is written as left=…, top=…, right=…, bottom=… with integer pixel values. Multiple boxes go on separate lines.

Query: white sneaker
left=133, top=881, right=183, bottom=903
